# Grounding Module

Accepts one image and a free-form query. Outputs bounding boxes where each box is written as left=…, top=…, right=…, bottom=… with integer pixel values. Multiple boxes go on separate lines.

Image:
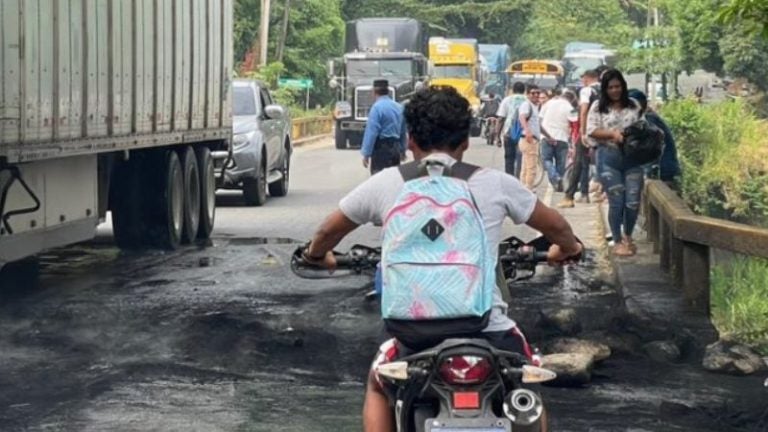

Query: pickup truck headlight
left=233, top=133, right=252, bottom=148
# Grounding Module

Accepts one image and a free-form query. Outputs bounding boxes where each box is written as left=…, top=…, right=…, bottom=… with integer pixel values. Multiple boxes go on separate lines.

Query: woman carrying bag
left=586, top=69, right=647, bottom=257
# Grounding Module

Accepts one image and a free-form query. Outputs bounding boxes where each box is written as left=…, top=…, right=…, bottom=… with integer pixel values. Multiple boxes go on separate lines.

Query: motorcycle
left=291, top=237, right=559, bottom=432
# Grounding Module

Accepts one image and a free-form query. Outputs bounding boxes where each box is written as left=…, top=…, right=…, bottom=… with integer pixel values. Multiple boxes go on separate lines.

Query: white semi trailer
left=0, top=0, right=234, bottom=267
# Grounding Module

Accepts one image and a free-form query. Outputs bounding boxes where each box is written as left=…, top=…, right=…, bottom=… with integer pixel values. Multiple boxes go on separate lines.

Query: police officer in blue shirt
left=361, top=79, right=407, bottom=175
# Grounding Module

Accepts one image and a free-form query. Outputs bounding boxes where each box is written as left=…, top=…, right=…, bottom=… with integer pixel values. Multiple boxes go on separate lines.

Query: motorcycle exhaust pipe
left=502, top=388, right=544, bottom=427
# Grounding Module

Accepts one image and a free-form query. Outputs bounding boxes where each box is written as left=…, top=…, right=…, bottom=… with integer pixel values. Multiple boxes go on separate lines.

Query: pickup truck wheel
left=267, top=151, right=290, bottom=197
left=111, top=156, right=146, bottom=249
left=196, top=147, right=215, bottom=240
left=180, top=146, right=201, bottom=244
left=143, top=150, right=184, bottom=249
left=243, top=157, right=267, bottom=206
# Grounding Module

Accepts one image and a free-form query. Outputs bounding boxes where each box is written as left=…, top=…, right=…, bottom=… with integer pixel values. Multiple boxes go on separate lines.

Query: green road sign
left=278, top=78, right=314, bottom=89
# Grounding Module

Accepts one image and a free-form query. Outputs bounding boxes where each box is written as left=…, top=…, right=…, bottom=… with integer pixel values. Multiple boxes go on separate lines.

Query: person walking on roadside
left=518, top=85, right=542, bottom=190
left=495, top=82, right=527, bottom=177
left=558, top=69, right=600, bottom=208
left=361, top=79, right=407, bottom=175
left=587, top=69, right=643, bottom=257
left=480, top=92, right=501, bottom=146
left=539, top=89, right=573, bottom=192
left=627, top=89, right=681, bottom=187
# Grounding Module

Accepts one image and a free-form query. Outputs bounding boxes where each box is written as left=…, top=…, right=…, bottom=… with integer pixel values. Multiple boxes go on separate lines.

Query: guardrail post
left=670, top=237, right=685, bottom=287
left=647, top=205, right=660, bottom=252
left=682, top=242, right=710, bottom=313
left=659, top=218, right=671, bottom=272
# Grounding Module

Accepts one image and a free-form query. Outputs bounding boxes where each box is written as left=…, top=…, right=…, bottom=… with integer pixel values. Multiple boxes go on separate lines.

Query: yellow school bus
left=506, top=60, right=565, bottom=90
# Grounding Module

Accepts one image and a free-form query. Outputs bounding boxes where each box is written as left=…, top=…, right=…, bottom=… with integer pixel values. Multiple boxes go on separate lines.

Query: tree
left=718, top=0, right=768, bottom=38
left=663, top=0, right=724, bottom=74
left=517, top=0, right=633, bottom=59
left=719, top=24, right=768, bottom=91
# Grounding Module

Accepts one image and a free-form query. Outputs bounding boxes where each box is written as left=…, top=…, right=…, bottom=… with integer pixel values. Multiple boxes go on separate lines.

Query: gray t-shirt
left=339, top=153, right=538, bottom=332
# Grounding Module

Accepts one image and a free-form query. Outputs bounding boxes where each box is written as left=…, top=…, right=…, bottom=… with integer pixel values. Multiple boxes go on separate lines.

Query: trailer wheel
left=180, top=146, right=201, bottom=244
left=196, top=147, right=215, bottom=240
left=111, top=156, right=147, bottom=249
left=143, top=150, right=184, bottom=249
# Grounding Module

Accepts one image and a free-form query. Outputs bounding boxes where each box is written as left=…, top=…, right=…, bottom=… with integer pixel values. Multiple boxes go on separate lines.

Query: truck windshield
left=347, top=60, right=412, bottom=78
left=563, top=57, right=603, bottom=84
left=432, top=65, right=472, bottom=79
left=233, top=87, right=258, bottom=116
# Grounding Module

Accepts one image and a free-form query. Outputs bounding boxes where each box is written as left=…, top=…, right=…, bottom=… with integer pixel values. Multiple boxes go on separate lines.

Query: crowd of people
left=489, top=66, right=680, bottom=257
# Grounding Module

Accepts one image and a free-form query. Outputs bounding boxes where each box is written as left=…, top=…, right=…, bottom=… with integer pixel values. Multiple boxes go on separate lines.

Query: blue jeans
left=504, top=136, right=523, bottom=178
left=597, top=146, right=645, bottom=242
left=540, top=139, right=568, bottom=186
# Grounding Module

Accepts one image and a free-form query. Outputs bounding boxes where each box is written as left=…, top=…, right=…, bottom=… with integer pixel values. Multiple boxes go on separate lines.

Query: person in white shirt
left=518, top=85, right=542, bottom=189
left=494, top=82, right=527, bottom=177
left=302, top=86, right=582, bottom=432
left=539, top=89, right=575, bottom=191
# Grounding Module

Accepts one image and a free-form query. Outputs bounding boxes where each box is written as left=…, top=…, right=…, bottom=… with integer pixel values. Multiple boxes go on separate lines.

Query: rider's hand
left=611, top=130, right=624, bottom=143
left=303, top=248, right=338, bottom=273
left=362, top=157, right=370, bottom=168
left=546, top=242, right=583, bottom=266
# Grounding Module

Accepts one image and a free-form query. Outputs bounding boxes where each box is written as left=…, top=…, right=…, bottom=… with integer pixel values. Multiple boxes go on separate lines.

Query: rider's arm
left=525, top=200, right=581, bottom=256
left=306, top=209, right=359, bottom=259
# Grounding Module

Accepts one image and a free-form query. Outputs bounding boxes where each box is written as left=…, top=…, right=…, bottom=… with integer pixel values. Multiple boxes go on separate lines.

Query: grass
left=711, top=257, right=768, bottom=355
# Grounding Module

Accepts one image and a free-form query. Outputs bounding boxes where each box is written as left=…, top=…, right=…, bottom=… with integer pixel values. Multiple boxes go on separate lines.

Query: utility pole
left=259, top=0, right=271, bottom=67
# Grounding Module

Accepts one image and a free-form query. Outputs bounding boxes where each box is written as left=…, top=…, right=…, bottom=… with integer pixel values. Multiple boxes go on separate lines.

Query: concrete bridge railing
left=292, top=116, right=333, bottom=145
left=643, top=180, right=768, bottom=313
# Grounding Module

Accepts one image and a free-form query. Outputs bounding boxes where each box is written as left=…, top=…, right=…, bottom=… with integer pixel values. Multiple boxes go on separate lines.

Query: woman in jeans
left=586, top=69, right=642, bottom=256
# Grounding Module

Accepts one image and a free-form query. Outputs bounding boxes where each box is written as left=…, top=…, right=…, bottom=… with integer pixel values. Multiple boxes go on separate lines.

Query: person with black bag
left=586, top=69, right=653, bottom=257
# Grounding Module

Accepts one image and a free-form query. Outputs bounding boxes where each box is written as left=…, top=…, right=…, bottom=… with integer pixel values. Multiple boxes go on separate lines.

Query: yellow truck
left=428, top=37, right=484, bottom=136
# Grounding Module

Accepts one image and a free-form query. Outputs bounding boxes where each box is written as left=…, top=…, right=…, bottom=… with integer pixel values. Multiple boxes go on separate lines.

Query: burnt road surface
left=1, top=139, right=766, bottom=432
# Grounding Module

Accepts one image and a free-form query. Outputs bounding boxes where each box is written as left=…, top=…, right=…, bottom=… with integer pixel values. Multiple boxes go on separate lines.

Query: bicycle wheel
left=532, top=153, right=547, bottom=188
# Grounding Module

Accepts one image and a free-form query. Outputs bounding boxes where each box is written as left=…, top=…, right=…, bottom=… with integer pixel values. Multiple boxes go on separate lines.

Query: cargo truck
left=328, top=18, right=430, bottom=150
left=428, top=37, right=483, bottom=136
left=0, top=0, right=234, bottom=267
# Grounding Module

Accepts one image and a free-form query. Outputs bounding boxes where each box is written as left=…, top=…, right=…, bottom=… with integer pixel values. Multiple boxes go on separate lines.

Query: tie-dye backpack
left=381, top=160, right=495, bottom=349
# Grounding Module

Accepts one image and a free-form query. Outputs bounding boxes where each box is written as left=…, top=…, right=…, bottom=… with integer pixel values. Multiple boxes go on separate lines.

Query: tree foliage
left=718, top=0, right=768, bottom=38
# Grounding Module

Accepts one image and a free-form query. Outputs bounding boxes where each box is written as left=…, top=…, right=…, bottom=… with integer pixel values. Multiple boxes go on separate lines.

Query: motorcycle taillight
left=439, top=355, right=493, bottom=385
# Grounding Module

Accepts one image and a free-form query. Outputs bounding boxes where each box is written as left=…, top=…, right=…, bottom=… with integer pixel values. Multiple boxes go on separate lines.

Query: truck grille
left=354, top=86, right=395, bottom=120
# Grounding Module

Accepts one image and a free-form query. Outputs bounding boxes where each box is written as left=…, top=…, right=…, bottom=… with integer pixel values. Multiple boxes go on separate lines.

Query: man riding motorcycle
left=302, top=86, right=582, bottom=432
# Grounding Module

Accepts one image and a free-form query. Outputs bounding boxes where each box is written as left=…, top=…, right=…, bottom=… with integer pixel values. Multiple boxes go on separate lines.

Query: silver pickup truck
left=223, top=79, right=293, bottom=206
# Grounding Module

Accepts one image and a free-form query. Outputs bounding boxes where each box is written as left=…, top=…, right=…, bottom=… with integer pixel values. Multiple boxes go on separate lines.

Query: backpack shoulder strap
left=398, top=160, right=480, bottom=182
left=398, top=161, right=423, bottom=182
left=447, top=162, right=480, bottom=181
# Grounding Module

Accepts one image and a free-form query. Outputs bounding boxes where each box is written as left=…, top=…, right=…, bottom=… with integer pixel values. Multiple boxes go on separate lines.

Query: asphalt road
left=0, top=139, right=765, bottom=432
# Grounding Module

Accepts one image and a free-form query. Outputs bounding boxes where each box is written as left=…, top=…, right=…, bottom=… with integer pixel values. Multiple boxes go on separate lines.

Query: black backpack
left=622, top=118, right=664, bottom=167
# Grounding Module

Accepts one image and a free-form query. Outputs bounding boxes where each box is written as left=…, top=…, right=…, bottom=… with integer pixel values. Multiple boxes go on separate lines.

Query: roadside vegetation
left=711, top=258, right=768, bottom=355
left=660, top=98, right=768, bottom=354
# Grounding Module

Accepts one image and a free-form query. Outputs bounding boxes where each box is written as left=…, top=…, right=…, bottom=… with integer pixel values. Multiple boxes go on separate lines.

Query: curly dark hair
left=403, top=86, right=471, bottom=152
